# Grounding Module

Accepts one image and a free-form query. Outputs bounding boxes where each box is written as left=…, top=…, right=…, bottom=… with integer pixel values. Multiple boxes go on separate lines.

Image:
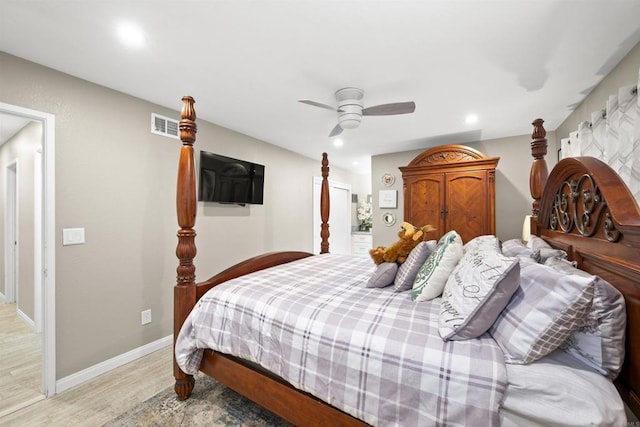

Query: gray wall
left=0, top=121, right=41, bottom=320
left=372, top=40, right=640, bottom=247
left=0, top=51, right=352, bottom=379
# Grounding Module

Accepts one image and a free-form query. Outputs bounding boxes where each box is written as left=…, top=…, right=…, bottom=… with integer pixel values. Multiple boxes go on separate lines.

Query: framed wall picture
left=378, top=190, right=397, bottom=208
left=381, top=172, right=395, bottom=187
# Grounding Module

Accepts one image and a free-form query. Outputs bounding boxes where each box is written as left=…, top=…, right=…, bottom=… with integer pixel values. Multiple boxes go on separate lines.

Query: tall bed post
left=320, top=152, right=330, bottom=254
left=529, top=118, right=549, bottom=235
left=173, top=96, right=198, bottom=400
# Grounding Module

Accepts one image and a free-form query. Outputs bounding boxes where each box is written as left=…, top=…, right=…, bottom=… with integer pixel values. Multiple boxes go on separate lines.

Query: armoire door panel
left=405, top=176, right=444, bottom=239
left=446, top=171, right=488, bottom=243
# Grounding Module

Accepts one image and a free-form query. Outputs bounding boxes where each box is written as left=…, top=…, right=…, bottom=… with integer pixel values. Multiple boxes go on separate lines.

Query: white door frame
left=4, top=160, right=18, bottom=304
left=34, top=147, right=43, bottom=333
left=0, top=102, right=56, bottom=397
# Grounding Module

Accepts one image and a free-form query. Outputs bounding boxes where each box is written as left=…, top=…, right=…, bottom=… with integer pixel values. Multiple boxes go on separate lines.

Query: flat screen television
left=198, top=151, right=265, bottom=205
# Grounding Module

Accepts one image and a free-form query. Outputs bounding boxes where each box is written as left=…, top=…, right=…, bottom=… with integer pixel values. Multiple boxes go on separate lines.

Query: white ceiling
left=0, top=113, right=32, bottom=145
left=2, top=1, right=640, bottom=173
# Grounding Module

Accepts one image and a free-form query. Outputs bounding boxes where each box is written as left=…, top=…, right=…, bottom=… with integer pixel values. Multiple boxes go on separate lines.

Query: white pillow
left=463, top=234, right=500, bottom=254
left=439, top=250, right=520, bottom=340
left=411, top=230, right=463, bottom=302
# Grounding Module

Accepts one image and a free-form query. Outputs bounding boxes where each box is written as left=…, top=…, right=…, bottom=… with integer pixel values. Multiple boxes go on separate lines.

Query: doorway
left=312, top=177, right=352, bottom=254
left=0, top=102, right=56, bottom=403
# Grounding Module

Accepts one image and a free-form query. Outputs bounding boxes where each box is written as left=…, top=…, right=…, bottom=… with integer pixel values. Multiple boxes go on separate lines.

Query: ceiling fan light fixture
left=299, top=87, right=415, bottom=137
left=335, top=87, right=364, bottom=102
left=337, top=99, right=363, bottom=129
left=339, top=114, right=362, bottom=129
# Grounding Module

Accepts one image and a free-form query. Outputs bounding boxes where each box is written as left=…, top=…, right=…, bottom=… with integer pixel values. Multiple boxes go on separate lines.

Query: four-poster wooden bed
left=173, top=96, right=639, bottom=425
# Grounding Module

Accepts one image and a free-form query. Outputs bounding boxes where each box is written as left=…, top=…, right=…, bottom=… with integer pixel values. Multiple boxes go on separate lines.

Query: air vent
left=151, top=113, right=179, bottom=139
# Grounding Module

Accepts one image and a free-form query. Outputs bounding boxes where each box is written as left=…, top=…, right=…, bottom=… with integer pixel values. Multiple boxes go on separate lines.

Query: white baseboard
left=56, top=334, right=172, bottom=394
left=16, top=307, right=36, bottom=332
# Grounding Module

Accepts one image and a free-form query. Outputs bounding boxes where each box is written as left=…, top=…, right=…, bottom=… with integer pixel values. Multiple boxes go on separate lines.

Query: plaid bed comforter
left=175, top=254, right=507, bottom=426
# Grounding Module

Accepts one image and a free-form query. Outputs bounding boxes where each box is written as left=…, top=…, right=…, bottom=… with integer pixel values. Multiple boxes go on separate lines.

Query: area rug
left=104, top=374, right=291, bottom=426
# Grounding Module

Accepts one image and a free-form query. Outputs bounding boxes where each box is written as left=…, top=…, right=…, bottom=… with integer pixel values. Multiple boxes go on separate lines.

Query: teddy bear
left=369, top=222, right=436, bottom=265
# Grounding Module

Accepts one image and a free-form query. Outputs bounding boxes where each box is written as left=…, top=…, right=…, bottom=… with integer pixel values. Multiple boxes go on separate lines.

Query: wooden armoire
left=400, top=145, right=499, bottom=243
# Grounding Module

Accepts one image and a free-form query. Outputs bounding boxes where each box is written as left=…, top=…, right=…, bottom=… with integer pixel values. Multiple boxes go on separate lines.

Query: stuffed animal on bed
left=369, top=222, right=436, bottom=265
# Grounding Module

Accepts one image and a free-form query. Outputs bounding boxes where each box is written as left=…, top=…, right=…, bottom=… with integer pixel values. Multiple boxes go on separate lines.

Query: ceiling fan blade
left=362, top=101, right=416, bottom=116
left=328, top=123, right=343, bottom=137
left=298, top=99, right=343, bottom=112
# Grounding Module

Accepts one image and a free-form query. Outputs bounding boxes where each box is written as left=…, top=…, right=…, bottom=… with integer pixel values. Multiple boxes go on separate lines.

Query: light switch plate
left=141, top=309, right=152, bottom=325
left=62, top=228, right=85, bottom=245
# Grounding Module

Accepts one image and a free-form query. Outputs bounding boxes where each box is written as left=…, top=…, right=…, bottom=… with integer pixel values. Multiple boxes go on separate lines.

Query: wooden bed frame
left=173, top=97, right=640, bottom=424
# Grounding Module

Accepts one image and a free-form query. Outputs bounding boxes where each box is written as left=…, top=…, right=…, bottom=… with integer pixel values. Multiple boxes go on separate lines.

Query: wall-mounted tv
left=198, top=150, right=265, bottom=205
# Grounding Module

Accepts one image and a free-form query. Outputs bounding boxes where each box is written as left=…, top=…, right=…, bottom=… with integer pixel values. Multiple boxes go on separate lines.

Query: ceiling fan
left=299, top=87, right=416, bottom=137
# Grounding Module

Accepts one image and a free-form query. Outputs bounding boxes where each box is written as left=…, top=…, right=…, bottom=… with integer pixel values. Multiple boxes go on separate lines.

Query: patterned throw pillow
left=366, top=262, right=398, bottom=288
left=411, top=230, right=463, bottom=301
left=489, top=261, right=595, bottom=364
left=393, top=241, right=436, bottom=291
left=439, top=250, right=520, bottom=340
left=545, top=258, right=626, bottom=379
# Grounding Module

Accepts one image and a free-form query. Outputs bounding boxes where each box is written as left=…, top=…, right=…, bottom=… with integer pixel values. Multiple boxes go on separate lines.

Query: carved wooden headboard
left=528, top=119, right=640, bottom=417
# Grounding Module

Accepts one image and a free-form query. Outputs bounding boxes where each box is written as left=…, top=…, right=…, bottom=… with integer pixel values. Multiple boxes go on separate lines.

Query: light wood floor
left=0, top=302, right=43, bottom=418
left=0, top=303, right=174, bottom=426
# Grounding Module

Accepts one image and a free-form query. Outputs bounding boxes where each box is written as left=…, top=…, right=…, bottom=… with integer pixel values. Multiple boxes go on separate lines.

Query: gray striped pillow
left=393, top=241, right=436, bottom=291
left=501, top=238, right=541, bottom=262
left=545, top=257, right=626, bottom=379
left=489, top=261, right=595, bottom=364
left=526, top=235, right=568, bottom=262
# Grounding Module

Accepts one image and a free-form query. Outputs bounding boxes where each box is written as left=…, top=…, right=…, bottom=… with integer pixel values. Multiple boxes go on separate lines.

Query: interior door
left=312, top=177, right=351, bottom=254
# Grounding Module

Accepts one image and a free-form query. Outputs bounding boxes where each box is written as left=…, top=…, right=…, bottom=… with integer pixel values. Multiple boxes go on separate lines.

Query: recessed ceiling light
left=465, top=114, right=478, bottom=125
left=116, top=22, right=145, bottom=48
left=333, top=138, right=343, bottom=147
left=353, top=161, right=359, bottom=166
